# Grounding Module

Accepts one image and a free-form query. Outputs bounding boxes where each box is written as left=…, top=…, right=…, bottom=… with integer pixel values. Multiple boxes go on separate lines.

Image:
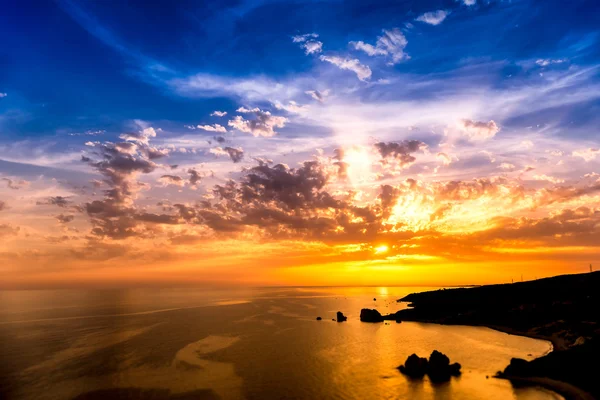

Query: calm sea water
left=0, top=287, right=561, bottom=400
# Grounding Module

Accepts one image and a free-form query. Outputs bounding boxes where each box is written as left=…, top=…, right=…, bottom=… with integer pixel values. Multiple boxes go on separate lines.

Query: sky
left=0, top=0, right=599, bottom=289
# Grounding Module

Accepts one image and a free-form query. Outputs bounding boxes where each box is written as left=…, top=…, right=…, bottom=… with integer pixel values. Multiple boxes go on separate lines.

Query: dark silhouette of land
left=390, top=272, right=600, bottom=399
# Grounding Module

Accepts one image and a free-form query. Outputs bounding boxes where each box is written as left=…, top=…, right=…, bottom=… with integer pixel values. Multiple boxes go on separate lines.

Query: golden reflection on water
left=0, top=287, right=563, bottom=400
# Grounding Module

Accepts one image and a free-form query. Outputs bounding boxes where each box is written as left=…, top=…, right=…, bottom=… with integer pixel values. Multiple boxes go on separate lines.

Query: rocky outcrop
left=316, top=316, right=322, bottom=321
left=398, top=350, right=461, bottom=382
left=336, top=311, right=347, bottom=322
left=360, top=308, right=384, bottom=323
left=502, top=357, right=529, bottom=376
left=428, top=350, right=462, bottom=382
left=398, top=354, right=428, bottom=378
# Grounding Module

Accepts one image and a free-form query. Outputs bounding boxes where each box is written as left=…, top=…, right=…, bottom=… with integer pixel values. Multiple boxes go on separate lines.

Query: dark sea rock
left=360, top=308, right=384, bottom=323
left=449, top=362, right=462, bottom=376
left=398, top=354, right=429, bottom=378
left=428, top=350, right=461, bottom=382
left=373, top=298, right=377, bottom=301
left=316, top=316, right=322, bottom=321
left=398, top=350, right=461, bottom=382
left=336, top=311, right=347, bottom=322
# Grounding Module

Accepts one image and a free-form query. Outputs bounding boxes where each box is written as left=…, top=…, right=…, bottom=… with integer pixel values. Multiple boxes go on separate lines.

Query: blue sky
left=2, top=0, right=598, bottom=140
left=1, top=0, right=600, bottom=287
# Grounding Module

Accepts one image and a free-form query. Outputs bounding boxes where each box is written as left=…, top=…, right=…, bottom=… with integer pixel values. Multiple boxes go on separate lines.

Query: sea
left=0, top=287, right=563, bottom=400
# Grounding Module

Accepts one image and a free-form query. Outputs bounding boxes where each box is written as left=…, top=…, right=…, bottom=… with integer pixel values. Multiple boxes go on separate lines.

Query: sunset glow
left=1, top=0, right=599, bottom=289
left=374, top=245, right=389, bottom=254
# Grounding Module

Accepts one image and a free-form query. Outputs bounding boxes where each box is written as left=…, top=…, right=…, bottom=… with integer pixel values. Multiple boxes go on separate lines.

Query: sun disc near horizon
left=374, top=245, right=389, bottom=254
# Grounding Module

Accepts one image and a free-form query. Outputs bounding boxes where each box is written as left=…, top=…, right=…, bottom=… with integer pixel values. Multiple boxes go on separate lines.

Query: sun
left=374, top=245, right=389, bottom=254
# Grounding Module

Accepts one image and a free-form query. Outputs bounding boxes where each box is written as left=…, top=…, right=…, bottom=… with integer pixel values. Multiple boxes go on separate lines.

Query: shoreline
left=497, top=376, right=596, bottom=400
left=404, top=319, right=593, bottom=400
left=395, top=314, right=564, bottom=351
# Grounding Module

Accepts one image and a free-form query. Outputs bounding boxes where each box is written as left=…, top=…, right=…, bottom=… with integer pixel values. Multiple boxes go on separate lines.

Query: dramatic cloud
left=292, top=33, right=323, bottom=54
left=228, top=109, right=288, bottom=137
left=572, top=148, right=600, bottom=161
left=81, top=127, right=165, bottom=238
left=1, top=178, right=29, bottom=190
left=4, top=0, right=600, bottom=288
left=416, top=10, right=449, bottom=25
left=210, top=146, right=244, bottom=163
left=375, top=140, right=428, bottom=169
left=188, top=168, right=202, bottom=189
left=119, top=126, right=157, bottom=145
left=319, top=55, right=372, bottom=81
left=305, top=89, right=329, bottom=102
left=196, top=124, right=227, bottom=133
left=459, top=119, right=500, bottom=140
left=36, top=196, right=73, bottom=208
left=159, top=175, right=185, bottom=187
left=55, top=214, right=75, bottom=224
left=350, top=28, right=409, bottom=64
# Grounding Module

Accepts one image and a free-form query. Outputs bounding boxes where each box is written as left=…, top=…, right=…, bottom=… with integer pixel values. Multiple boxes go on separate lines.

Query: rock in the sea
left=316, top=317, right=322, bottom=321
left=428, top=350, right=461, bottom=381
left=373, top=298, right=377, bottom=301
left=360, top=308, right=384, bottom=323
left=428, top=350, right=451, bottom=382
left=395, top=318, right=402, bottom=323
left=449, top=362, right=462, bottom=376
left=336, top=311, right=347, bottom=322
left=399, top=350, right=461, bottom=381
left=398, top=354, right=429, bottom=378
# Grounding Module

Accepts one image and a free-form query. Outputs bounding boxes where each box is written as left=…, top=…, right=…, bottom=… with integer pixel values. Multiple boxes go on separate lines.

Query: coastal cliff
left=392, top=272, right=600, bottom=399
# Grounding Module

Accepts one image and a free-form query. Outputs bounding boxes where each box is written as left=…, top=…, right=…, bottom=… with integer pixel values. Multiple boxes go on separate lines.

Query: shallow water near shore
left=0, top=287, right=562, bottom=400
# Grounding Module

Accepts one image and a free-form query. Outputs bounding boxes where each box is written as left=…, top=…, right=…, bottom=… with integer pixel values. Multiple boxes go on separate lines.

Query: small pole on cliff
left=591, top=264, right=593, bottom=273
